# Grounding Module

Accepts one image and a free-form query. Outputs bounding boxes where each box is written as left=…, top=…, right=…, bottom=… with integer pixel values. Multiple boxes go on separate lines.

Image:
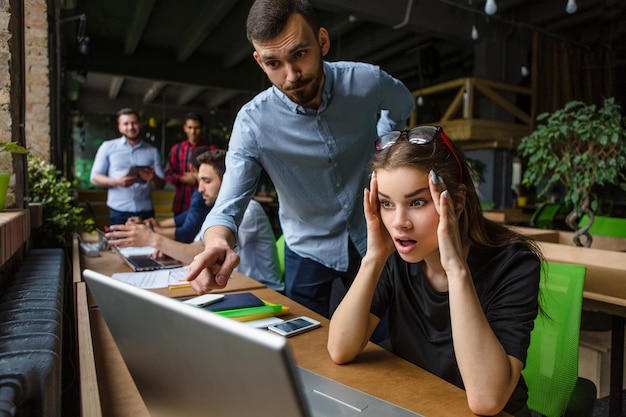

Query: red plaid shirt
left=164, top=139, right=208, bottom=214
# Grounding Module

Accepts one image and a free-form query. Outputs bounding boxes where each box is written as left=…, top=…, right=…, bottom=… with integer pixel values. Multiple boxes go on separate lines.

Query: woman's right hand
left=363, top=171, right=396, bottom=261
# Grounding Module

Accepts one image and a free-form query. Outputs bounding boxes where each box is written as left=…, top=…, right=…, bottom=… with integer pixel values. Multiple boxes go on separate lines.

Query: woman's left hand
left=428, top=170, right=466, bottom=274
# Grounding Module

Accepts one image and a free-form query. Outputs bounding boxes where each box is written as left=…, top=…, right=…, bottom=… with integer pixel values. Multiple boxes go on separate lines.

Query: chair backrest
left=275, top=234, right=285, bottom=276
left=522, top=261, right=586, bottom=417
left=529, top=202, right=562, bottom=229
left=578, top=215, right=626, bottom=238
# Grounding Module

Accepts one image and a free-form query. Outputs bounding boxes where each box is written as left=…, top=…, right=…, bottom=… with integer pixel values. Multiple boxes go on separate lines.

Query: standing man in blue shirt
left=187, top=0, right=414, bottom=317
left=90, top=108, right=166, bottom=225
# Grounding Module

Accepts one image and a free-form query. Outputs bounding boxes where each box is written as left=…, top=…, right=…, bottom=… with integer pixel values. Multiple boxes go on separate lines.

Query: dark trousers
left=284, top=240, right=361, bottom=319
left=108, top=207, right=155, bottom=226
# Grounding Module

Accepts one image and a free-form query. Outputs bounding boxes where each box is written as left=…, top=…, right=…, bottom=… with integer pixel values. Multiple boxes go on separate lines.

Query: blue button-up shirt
left=201, top=61, right=414, bottom=271
left=90, top=137, right=164, bottom=212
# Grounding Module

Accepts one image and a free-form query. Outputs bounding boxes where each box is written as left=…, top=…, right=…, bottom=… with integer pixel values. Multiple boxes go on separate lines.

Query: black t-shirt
left=370, top=243, right=540, bottom=415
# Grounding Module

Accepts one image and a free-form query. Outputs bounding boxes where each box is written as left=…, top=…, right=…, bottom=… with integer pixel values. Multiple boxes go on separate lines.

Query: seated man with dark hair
left=129, top=146, right=212, bottom=243
left=107, top=149, right=284, bottom=292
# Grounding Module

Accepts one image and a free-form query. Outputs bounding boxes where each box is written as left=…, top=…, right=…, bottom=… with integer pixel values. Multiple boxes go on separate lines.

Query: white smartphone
left=182, top=293, right=224, bottom=307
left=267, top=316, right=321, bottom=337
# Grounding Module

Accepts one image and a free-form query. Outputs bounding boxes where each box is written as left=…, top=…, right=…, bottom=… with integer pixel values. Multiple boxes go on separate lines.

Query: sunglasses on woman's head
left=375, top=125, right=463, bottom=181
left=376, top=125, right=442, bottom=150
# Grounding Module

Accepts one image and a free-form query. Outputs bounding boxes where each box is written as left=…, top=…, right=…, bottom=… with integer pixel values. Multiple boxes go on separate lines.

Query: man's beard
left=284, top=77, right=320, bottom=106
left=125, top=131, right=141, bottom=141
left=280, top=62, right=324, bottom=107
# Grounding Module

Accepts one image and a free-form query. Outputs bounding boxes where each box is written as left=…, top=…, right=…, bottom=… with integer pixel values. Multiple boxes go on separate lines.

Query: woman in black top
left=328, top=126, right=543, bottom=417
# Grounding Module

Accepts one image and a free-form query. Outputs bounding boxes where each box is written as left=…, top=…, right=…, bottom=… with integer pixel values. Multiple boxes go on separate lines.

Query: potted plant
left=0, top=141, right=28, bottom=211
left=28, top=156, right=94, bottom=248
left=517, top=97, right=626, bottom=247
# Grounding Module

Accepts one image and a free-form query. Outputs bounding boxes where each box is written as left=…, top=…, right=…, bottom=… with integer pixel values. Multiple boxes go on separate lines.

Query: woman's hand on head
left=429, top=170, right=466, bottom=273
left=364, top=171, right=396, bottom=261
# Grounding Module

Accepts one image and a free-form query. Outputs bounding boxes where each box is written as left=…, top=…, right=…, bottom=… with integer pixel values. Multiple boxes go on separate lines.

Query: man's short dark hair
left=190, top=146, right=212, bottom=170
left=246, top=0, right=319, bottom=44
left=184, top=112, right=204, bottom=126
left=196, top=149, right=227, bottom=180
left=117, top=108, right=140, bottom=123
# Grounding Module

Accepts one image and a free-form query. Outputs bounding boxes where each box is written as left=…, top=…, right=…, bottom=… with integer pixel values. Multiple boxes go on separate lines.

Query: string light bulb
left=520, top=65, right=529, bottom=77
left=471, top=24, right=479, bottom=40
left=566, top=0, right=577, bottom=14
left=484, top=0, right=497, bottom=15
left=417, top=96, right=424, bottom=107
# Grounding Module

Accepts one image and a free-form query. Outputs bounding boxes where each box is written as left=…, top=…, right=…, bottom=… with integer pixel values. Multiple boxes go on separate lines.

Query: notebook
left=83, top=269, right=422, bottom=417
left=115, top=245, right=182, bottom=271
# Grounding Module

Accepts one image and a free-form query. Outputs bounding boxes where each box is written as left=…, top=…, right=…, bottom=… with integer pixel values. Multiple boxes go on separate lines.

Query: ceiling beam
left=177, top=85, right=206, bottom=106
left=313, top=0, right=409, bottom=28
left=177, top=0, right=239, bottom=62
left=125, top=0, right=157, bottom=55
left=335, top=25, right=413, bottom=62
left=86, top=44, right=263, bottom=93
left=223, top=39, right=252, bottom=69
left=207, top=89, right=241, bottom=109
left=142, top=81, right=167, bottom=103
left=108, top=76, right=125, bottom=99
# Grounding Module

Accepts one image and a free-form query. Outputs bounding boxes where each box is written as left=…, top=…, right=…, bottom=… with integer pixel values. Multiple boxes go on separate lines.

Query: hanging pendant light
left=566, top=0, right=578, bottom=14
left=484, top=0, right=497, bottom=15
left=471, top=24, right=479, bottom=40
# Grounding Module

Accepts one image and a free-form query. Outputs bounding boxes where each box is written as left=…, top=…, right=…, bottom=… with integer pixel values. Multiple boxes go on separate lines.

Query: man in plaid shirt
left=164, top=113, right=210, bottom=214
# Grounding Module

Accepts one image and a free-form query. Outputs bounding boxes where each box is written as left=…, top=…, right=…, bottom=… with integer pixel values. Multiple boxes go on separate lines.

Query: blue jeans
left=284, top=240, right=361, bottom=318
left=108, top=208, right=155, bottom=226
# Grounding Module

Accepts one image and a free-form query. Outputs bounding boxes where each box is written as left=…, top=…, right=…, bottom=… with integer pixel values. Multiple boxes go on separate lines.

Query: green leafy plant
left=518, top=97, right=626, bottom=245
left=28, top=156, right=94, bottom=248
left=0, top=141, right=28, bottom=154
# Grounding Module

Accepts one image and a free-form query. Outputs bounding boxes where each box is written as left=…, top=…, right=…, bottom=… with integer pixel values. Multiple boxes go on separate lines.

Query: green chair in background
left=522, top=261, right=596, bottom=417
left=481, top=201, right=495, bottom=210
left=275, top=234, right=285, bottom=277
left=578, top=215, right=626, bottom=238
left=529, top=202, right=562, bottom=229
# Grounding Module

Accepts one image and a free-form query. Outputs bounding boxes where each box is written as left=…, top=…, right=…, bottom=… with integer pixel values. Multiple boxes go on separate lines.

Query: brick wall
left=0, top=2, right=12, bottom=177
left=0, top=0, right=49, bottom=209
left=24, top=0, right=50, bottom=161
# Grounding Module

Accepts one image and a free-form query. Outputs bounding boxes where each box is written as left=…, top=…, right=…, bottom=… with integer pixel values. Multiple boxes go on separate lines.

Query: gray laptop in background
left=115, top=245, right=182, bottom=272
left=83, top=269, right=422, bottom=417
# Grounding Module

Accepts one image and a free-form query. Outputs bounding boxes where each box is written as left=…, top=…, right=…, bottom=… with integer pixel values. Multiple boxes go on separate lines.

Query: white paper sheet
left=111, top=266, right=190, bottom=289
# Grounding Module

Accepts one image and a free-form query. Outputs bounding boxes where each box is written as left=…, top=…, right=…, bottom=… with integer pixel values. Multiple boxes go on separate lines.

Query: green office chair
left=522, top=261, right=596, bottom=417
left=578, top=215, right=626, bottom=238
left=275, top=234, right=285, bottom=277
left=529, top=202, right=562, bottom=229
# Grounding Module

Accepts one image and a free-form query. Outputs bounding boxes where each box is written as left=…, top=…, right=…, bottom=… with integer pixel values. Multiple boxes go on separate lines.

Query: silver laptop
left=83, top=269, right=422, bottom=417
left=115, top=245, right=182, bottom=272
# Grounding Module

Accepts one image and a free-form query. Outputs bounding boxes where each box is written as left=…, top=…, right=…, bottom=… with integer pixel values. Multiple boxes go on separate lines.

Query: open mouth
left=395, top=238, right=417, bottom=254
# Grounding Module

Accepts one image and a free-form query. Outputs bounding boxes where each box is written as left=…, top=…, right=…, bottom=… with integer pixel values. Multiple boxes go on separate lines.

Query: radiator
left=0, top=249, right=64, bottom=417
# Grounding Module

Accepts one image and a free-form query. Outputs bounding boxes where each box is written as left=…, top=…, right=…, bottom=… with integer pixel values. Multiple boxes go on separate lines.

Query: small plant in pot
left=28, top=156, right=94, bottom=248
left=517, top=97, right=626, bottom=247
left=0, top=141, right=28, bottom=211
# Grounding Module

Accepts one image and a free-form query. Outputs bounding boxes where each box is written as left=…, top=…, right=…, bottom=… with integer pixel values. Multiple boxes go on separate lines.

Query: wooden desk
left=76, top=245, right=512, bottom=417
left=81, top=286, right=505, bottom=417
left=483, top=208, right=532, bottom=225
left=538, top=242, right=626, bottom=417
